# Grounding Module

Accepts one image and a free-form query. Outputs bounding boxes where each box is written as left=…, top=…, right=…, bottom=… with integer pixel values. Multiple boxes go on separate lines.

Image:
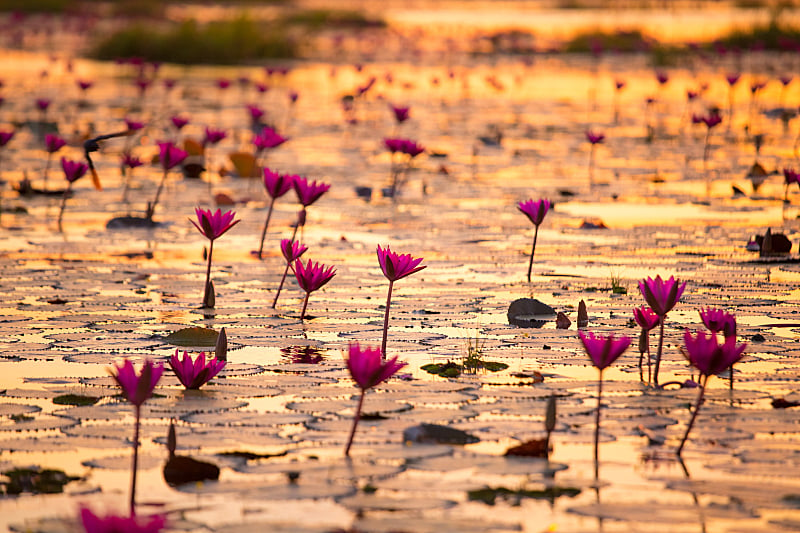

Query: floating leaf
left=164, top=327, right=219, bottom=347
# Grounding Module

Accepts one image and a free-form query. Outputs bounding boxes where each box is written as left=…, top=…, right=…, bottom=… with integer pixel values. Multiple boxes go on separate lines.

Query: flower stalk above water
left=678, top=328, right=746, bottom=456
left=109, top=358, right=164, bottom=516
left=147, top=142, right=187, bottom=221
left=191, top=207, right=240, bottom=308
left=639, top=275, right=686, bottom=387
left=273, top=238, right=308, bottom=309
left=43, top=133, right=66, bottom=192
left=633, top=305, right=659, bottom=384
left=57, top=157, right=89, bottom=232
left=517, top=198, right=550, bottom=283
left=257, top=168, right=295, bottom=259
left=579, top=331, right=631, bottom=479
left=290, top=176, right=330, bottom=243
left=294, top=258, right=336, bottom=321
left=344, top=343, right=406, bottom=456
left=783, top=168, right=799, bottom=203
left=377, top=245, right=426, bottom=358
left=585, top=130, right=604, bottom=186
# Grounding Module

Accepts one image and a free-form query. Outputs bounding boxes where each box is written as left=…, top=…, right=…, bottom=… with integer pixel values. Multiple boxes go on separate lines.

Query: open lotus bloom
left=638, top=275, right=685, bottom=316
left=579, top=331, right=631, bottom=371
left=683, top=329, right=746, bottom=378
left=191, top=207, right=239, bottom=241
left=170, top=349, right=226, bottom=389
left=346, top=343, right=407, bottom=390
left=377, top=244, right=426, bottom=282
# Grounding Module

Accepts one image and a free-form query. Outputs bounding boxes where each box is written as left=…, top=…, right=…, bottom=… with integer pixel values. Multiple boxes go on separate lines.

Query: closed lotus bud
left=215, top=327, right=227, bottom=362
left=545, top=394, right=556, bottom=433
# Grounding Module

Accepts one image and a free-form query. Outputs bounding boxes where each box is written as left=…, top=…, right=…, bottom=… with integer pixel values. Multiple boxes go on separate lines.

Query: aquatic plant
left=390, top=104, right=410, bottom=124
left=783, top=168, right=799, bottom=203
left=517, top=198, right=550, bottom=283
left=579, top=331, right=631, bottom=479
left=257, top=168, right=295, bottom=259
left=613, top=79, right=625, bottom=122
left=42, top=133, right=66, bottom=192
left=695, top=111, right=722, bottom=184
left=678, top=328, right=746, bottom=456
left=290, top=176, right=330, bottom=243
left=639, top=275, right=686, bottom=387
left=169, top=349, right=226, bottom=390
left=585, top=130, right=604, bottom=185
left=377, top=245, right=426, bottom=358
left=272, top=238, right=308, bottom=309
left=294, top=258, right=336, bottom=321
left=147, top=141, right=188, bottom=221
left=57, top=157, right=89, bottom=232
left=191, top=207, right=240, bottom=308
left=79, top=506, right=166, bottom=533
left=109, top=358, right=164, bottom=516
left=633, top=305, right=660, bottom=384
left=725, top=72, right=741, bottom=129
left=203, top=126, right=226, bottom=148
left=253, top=126, right=288, bottom=167
left=120, top=152, right=143, bottom=203
left=344, top=343, right=406, bottom=457
left=0, top=129, right=14, bottom=179
left=384, top=137, right=425, bottom=198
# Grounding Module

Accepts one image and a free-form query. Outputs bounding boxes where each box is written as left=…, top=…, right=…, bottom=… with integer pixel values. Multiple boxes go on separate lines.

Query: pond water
left=2, top=8, right=800, bottom=533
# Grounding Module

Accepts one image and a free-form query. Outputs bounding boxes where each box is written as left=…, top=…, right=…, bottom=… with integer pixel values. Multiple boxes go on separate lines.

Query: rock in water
left=507, top=298, right=556, bottom=328
left=403, top=423, right=479, bottom=445
left=555, top=312, right=571, bottom=329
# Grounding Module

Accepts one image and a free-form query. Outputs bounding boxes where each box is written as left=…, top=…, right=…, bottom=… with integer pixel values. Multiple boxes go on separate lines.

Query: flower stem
left=677, top=376, right=707, bottom=456
left=381, top=280, right=394, bottom=359
left=300, top=292, right=310, bottom=322
left=43, top=152, right=52, bottom=192
left=148, top=169, right=168, bottom=221
left=653, top=316, right=665, bottom=387
left=130, top=404, right=141, bottom=517
left=527, top=224, right=539, bottom=283
left=203, top=240, right=214, bottom=308
left=594, top=370, right=603, bottom=480
left=57, top=183, right=71, bottom=233
left=344, top=388, right=365, bottom=457
left=257, top=197, right=276, bottom=259
left=272, top=260, right=291, bottom=309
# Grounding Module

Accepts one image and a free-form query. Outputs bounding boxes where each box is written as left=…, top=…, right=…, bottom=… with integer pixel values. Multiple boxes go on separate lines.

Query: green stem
left=344, top=389, right=365, bottom=457
left=381, top=280, right=394, bottom=359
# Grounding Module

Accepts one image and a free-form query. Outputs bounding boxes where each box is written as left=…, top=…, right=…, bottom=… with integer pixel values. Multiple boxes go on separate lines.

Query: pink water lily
left=518, top=198, right=551, bottom=282
left=80, top=507, right=166, bottom=532
left=170, top=349, right=226, bottom=389
left=272, top=239, right=308, bottom=308
left=57, top=158, right=90, bottom=232
left=192, top=208, right=239, bottom=308
left=110, top=358, right=163, bottom=516
left=633, top=305, right=659, bottom=331
left=253, top=126, right=288, bottom=151
left=585, top=130, right=605, bottom=144
left=124, top=118, right=144, bottom=132
left=384, top=138, right=425, bottom=197
left=45, top=133, right=66, bottom=153
left=294, top=259, right=336, bottom=321
left=639, top=275, right=686, bottom=387
left=290, top=176, right=330, bottom=243
left=579, top=331, right=630, bottom=479
left=171, top=116, right=189, bottom=130
left=699, top=307, right=737, bottom=338
left=783, top=168, right=800, bottom=202
left=344, top=343, right=407, bottom=456
left=147, top=142, right=188, bottom=221
left=678, top=328, right=746, bottom=456
left=377, top=245, right=426, bottom=358
left=633, top=304, right=659, bottom=383
left=203, top=126, right=227, bottom=146
left=256, top=168, right=295, bottom=258
left=391, top=104, right=410, bottom=123
left=0, top=129, right=14, bottom=147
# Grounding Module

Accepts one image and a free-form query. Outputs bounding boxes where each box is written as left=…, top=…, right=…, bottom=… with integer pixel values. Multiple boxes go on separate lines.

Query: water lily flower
left=246, top=104, right=265, bottom=124
left=253, top=126, right=288, bottom=152
left=41, top=133, right=67, bottom=191
left=203, top=126, right=227, bottom=147
left=124, top=118, right=144, bottom=132
left=585, top=130, right=605, bottom=144
left=294, top=258, right=336, bottom=321
left=344, top=343, right=407, bottom=456
left=639, top=275, right=686, bottom=387
left=699, top=307, right=736, bottom=338
left=35, top=98, right=50, bottom=113
left=147, top=142, right=188, bottom=221
left=57, top=157, right=89, bottom=232
left=677, top=328, right=746, bottom=456
left=77, top=79, right=93, bottom=92
left=170, top=116, right=189, bottom=130
left=518, top=198, right=551, bottom=282
left=289, top=90, right=299, bottom=103
left=80, top=507, right=166, bottom=532
left=783, top=168, right=800, bottom=202
left=633, top=305, right=659, bottom=383
left=290, top=176, right=330, bottom=242
left=110, top=358, right=164, bottom=515
left=120, top=152, right=143, bottom=202
left=377, top=245, right=426, bottom=358
left=170, top=349, right=226, bottom=389
left=580, top=331, right=631, bottom=478
left=272, top=238, right=308, bottom=308
left=655, top=71, right=669, bottom=85
left=391, top=104, right=410, bottom=123
left=256, top=168, right=295, bottom=259
left=384, top=138, right=425, bottom=197
left=192, top=207, right=240, bottom=308
left=0, top=129, right=14, bottom=147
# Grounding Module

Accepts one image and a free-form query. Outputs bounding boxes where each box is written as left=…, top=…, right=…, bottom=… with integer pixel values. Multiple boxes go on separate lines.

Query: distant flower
left=725, top=73, right=741, bottom=86
left=390, top=104, right=410, bottom=123
left=376, top=245, right=425, bottom=357
left=585, top=130, right=605, bottom=144
left=614, top=79, right=626, bottom=90
left=61, top=157, right=88, bottom=183
left=253, top=126, right=287, bottom=151
left=700, top=112, right=722, bottom=129
left=294, top=176, right=330, bottom=207
left=79, top=507, right=166, bottom=533
left=256, top=168, right=296, bottom=259
left=77, top=80, right=93, bottom=92
left=203, top=127, right=226, bottom=146
left=191, top=207, right=239, bottom=241
left=170, top=116, right=189, bottom=130
left=158, top=141, right=188, bottom=171
left=216, top=78, right=230, bottom=90
left=124, top=118, right=144, bottom=132
left=294, top=259, right=336, bottom=321
left=121, top=152, right=143, bottom=169
left=518, top=198, right=551, bottom=282
left=344, top=342, right=407, bottom=456
left=0, top=130, right=13, bottom=147
left=255, top=82, right=269, bottom=93
left=246, top=104, right=265, bottom=123
left=170, top=349, right=226, bottom=390
left=780, top=75, right=793, bottom=87
left=271, top=238, right=308, bottom=307
left=698, top=307, right=736, bottom=338
left=655, top=71, right=669, bottom=85
left=162, top=78, right=176, bottom=91
left=289, top=90, right=299, bottom=103
left=686, top=90, right=698, bottom=101
left=45, top=133, right=66, bottom=153
left=784, top=168, right=800, bottom=185
left=134, top=77, right=151, bottom=94
left=35, top=98, right=50, bottom=111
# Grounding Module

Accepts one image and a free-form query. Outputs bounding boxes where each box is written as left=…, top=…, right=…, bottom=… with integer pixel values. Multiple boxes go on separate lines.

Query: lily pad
left=164, top=327, right=219, bottom=347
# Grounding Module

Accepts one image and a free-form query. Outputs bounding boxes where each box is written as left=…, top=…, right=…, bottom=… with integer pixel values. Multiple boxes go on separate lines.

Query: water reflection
left=281, top=344, right=326, bottom=364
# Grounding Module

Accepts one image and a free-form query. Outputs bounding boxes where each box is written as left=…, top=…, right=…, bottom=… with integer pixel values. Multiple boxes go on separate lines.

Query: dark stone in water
left=402, top=423, right=479, bottom=445
left=507, top=298, right=556, bottom=328
left=106, top=216, right=161, bottom=229
left=755, top=228, right=791, bottom=256
left=354, top=186, right=372, bottom=201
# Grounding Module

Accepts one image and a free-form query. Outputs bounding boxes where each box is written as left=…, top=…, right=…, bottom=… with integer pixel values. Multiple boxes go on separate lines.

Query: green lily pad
left=164, top=327, right=219, bottom=347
